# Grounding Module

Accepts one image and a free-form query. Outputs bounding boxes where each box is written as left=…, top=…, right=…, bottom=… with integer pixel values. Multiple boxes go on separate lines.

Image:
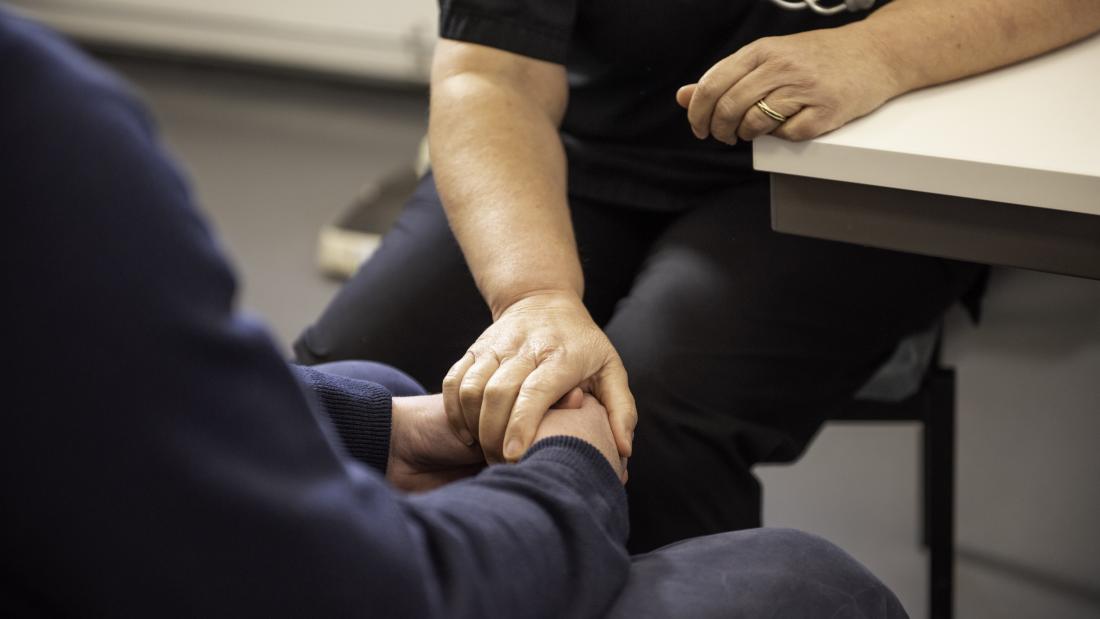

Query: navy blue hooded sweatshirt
left=0, top=10, right=629, bottom=617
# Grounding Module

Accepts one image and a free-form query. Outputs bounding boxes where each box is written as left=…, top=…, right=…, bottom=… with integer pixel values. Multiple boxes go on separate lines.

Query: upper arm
left=432, top=0, right=575, bottom=125
left=431, top=39, right=569, bottom=126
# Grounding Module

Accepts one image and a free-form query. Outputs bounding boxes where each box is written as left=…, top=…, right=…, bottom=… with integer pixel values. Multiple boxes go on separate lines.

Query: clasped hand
left=441, top=291, right=637, bottom=464
left=388, top=389, right=627, bottom=491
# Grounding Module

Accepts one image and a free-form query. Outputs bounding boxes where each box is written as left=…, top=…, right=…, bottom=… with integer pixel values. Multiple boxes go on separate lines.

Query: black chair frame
left=833, top=359, right=955, bottom=619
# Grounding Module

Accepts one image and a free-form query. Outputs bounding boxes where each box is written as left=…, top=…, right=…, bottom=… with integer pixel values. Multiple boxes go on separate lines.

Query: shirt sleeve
left=2, top=12, right=628, bottom=619
left=438, top=0, right=578, bottom=64
left=290, top=364, right=394, bottom=473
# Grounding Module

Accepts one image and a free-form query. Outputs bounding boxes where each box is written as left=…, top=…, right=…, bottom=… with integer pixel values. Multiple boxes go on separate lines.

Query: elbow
left=430, top=43, right=568, bottom=126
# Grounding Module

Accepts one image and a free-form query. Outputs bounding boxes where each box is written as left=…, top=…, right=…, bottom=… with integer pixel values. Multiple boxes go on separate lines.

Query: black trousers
left=295, top=172, right=983, bottom=553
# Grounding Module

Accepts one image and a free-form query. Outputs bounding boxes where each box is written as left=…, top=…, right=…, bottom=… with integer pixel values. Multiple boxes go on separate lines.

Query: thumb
left=595, top=363, right=637, bottom=458
left=552, top=387, right=585, bottom=409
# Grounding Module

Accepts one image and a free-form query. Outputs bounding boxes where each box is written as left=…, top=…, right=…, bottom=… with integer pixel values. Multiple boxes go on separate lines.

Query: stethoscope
left=767, top=0, right=877, bottom=16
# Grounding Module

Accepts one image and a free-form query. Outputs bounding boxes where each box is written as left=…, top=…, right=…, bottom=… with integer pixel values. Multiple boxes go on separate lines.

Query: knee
left=737, top=528, right=908, bottom=618
left=605, top=302, right=742, bottom=418
left=292, top=325, right=329, bottom=364
left=606, top=318, right=682, bottom=407
left=751, top=527, right=839, bottom=555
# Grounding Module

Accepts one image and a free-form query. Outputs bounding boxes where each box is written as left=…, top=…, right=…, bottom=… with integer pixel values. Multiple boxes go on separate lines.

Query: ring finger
left=737, top=88, right=803, bottom=142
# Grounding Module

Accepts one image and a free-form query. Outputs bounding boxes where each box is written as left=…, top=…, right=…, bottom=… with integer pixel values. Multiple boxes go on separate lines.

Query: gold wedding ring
left=755, top=99, right=787, bottom=124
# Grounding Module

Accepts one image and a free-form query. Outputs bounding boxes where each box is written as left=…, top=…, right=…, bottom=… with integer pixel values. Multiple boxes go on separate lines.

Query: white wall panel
left=10, top=0, right=438, bottom=82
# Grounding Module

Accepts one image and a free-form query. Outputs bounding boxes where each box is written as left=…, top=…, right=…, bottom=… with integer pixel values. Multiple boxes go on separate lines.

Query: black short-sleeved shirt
left=439, top=0, right=879, bottom=210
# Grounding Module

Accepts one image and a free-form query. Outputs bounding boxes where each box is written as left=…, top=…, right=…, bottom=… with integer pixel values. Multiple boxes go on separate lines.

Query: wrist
left=387, top=394, right=444, bottom=471
left=386, top=397, right=409, bottom=475
left=846, top=20, right=915, bottom=99
left=529, top=434, right=626, bottom=486
left=490, top=287, right=585, bottom=322
left=531, top=404, right=625, bottom=482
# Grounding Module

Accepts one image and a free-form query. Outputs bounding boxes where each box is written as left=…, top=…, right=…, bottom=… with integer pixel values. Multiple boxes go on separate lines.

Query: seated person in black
left=1, top=11, right=906, bottom=618
left=295, top=0, right=1100, bottom=554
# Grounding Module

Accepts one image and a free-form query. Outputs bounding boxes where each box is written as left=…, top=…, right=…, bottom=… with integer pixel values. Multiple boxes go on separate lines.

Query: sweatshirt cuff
left=291, top=365, right=393, bottom=473
left=522, top=435, right=629, bottom=541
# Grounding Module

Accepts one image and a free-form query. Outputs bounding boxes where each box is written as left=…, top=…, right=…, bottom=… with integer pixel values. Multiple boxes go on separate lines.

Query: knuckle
left=788, top=123, right=817, bottom=141
left=608, top=356, right=628, bottom=376
left=482, top=382, right=509, bottom=405
left=710, top=117, right=735, bottom=140
left=752, top=36, right=775, bottom=51
left=739, top=115, right=765, bottom=136
left=459, top=383, right=483, bottom=405
left=747, top=39, right=775, bottom=62
left=742, top=39, right=764, bottom=59
left=626, top=406, right=639, bottom=426
left=460, top=374, right=483, bottom=391
left=771, top=55, right=798, bottom=73
left=514, top=386, right=553, bottom=411
left=529, top=343, right=559, bottom=364
left=793, top=76, right=817, bottom=92
left=460, top=366, right=483, bottom=384
left=711, top=123, right=739, bottom=141
left=443, top=353, right=473, bottom=382
left=508, top=406, right=534, bottom=425
left=790, top=129, right=812, bottom=142
left=519, top=381, right=553, bottom=399
left=712, top=126, right=738, bottom=145
left=482, top=381, right=504, bottom=397
left=714, top=95, right=739, bottom=117
left=694, top=80, right=717, bottom=102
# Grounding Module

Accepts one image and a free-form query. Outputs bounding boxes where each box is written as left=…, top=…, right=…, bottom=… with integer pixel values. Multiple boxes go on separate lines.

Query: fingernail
left=458, top=427, right=475, bottom=446
left=504, top=439, right=522, bottom=461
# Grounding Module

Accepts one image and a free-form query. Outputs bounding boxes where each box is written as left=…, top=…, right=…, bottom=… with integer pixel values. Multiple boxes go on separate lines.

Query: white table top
left=754, top=33, right=1100, bottom=216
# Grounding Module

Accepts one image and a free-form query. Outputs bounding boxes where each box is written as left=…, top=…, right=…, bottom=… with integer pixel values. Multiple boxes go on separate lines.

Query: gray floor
left=103, top=54, right=1100, bottom=619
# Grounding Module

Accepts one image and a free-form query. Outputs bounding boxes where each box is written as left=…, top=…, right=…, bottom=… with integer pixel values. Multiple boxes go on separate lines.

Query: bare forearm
left=857, top=0, right=1100, bottom=95
left=430, top=71, right=580, bottom=319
